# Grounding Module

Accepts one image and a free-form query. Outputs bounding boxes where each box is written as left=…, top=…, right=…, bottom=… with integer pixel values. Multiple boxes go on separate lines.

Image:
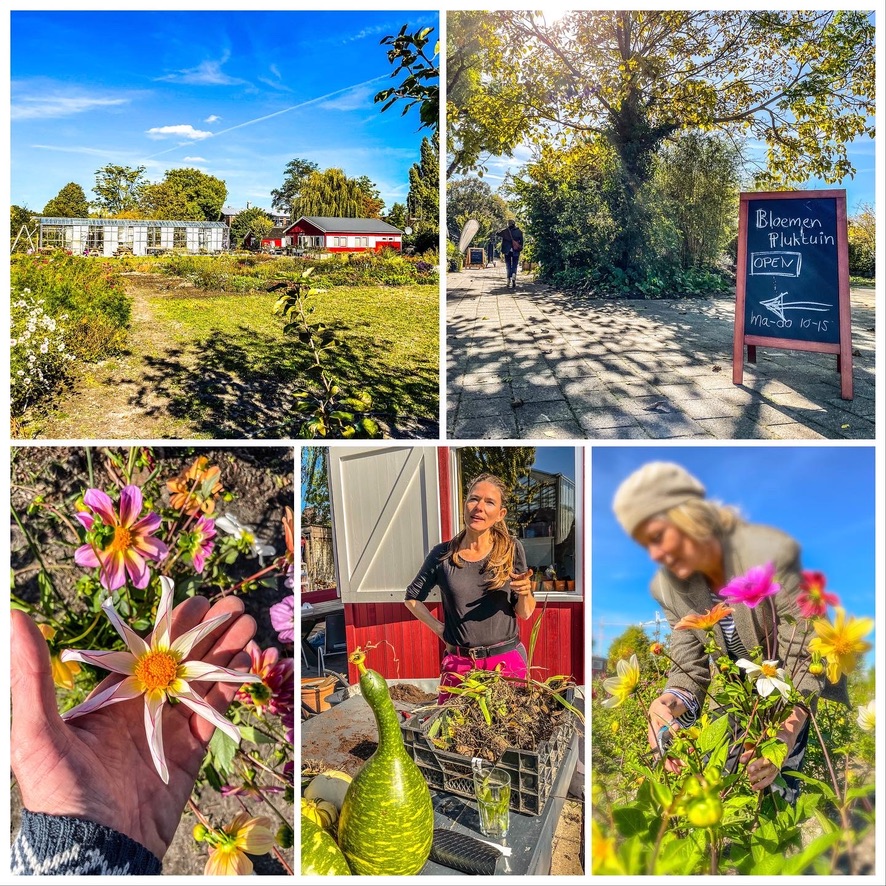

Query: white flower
left=40, top=340, right=49, bottom=354
left=736, top=658, right=791, bottom=699
left=857, top=699, right=875, bottom=733
left=60, top=576, right=261, bottom=783
left=216, top=514, right=276, bottom=564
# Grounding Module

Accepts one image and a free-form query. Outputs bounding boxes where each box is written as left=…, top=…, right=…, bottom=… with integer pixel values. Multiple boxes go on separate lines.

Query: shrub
left=10, top=254, right=132, bottom=358
left=10, top=292, right=76, bottom=415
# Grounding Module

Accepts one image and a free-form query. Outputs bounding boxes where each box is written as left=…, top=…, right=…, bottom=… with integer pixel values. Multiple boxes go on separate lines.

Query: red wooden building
left=262, top=216, right=403, bottom=253
left=304, top=447, right=585, bottom=686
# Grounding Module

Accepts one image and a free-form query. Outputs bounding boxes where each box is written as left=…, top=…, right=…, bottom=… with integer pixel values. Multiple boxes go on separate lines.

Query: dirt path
left=35, top=278, right=198, bottom=439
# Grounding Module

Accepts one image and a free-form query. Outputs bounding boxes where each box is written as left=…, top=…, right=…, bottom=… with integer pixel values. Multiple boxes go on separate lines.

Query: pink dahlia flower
left=75, top=486, right=168, bottom=591
left=718, top=562, right=781, bottom=609
left=269, top=595, right=295, bottom=645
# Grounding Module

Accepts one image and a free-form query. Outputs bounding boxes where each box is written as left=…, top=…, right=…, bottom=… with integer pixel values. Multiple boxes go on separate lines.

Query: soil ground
left=9, top=447, right=295, bottom=875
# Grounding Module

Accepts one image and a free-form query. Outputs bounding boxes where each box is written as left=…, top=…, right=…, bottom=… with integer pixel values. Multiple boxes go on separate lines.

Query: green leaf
left=650, top=778, right=673, bottom=811
left=696, top=713, right=730, bottom=753
left=759, top=737, right=788, bottom=770
left=783, top=769, right=838, bottom=803
left=238, top=725, right=274, bottom=745
left=613, top=805, right=648, bottom=837
left=208, top=728, right=238, bottom=778
left=781, top=831, right=843, bottom=874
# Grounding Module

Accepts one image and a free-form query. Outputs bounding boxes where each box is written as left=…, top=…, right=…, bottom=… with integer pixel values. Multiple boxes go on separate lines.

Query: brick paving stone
left=446, top=269, right=875, bottom=440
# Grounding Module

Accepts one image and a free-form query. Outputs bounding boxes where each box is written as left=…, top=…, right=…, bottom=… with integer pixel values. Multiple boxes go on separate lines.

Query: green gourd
left=338, top=649, right=434, bottom=875
left=300, top=815, right=351, bottom=876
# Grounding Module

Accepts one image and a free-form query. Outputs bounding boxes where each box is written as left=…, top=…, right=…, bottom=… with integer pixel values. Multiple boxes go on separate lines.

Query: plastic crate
left=400, top=710, right=575, bottom=816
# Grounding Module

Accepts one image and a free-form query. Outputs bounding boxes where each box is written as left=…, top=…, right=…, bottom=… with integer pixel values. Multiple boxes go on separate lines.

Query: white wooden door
left=328, top=447, right=441, bottom=603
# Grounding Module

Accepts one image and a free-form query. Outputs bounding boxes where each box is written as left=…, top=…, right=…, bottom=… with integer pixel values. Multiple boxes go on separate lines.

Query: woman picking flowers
left=611, top=461, right=848, bottom=800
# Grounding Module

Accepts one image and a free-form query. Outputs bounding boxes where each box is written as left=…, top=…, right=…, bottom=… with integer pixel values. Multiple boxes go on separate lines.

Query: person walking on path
left=499, top=220, right=523, bottom=289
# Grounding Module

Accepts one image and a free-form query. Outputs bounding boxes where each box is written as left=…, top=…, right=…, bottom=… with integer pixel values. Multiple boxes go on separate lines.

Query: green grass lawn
left=143, top=284, right=439, bottom=437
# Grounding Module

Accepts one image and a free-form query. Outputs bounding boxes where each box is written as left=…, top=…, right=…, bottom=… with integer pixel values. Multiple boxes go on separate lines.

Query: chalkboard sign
left=733, top=189, right=853, bottom=399
left=464, top=246, right=485, bottom=268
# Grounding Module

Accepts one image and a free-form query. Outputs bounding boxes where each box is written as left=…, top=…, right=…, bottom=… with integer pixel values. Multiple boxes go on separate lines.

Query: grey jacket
left=651, top=522, right=832, bottom=709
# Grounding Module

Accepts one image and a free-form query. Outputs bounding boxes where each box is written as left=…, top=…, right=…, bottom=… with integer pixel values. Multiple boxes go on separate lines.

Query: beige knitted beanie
left=612, top=462, right=706, bottom=536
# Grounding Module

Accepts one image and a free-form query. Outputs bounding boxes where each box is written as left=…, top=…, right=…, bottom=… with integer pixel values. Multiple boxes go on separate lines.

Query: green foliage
left=43, top=182, right=90, bottom=218
left=271, top=271, right=383, bottom=439
left=447, top=177, right=509, bottom=248
left=847, top=203, right=875, bottom=279
left=141, top=167, right=227, bottom=221
left=270, top=158, right=319, bottom=217
left=301, top=448, right=331, bottom=526
left=291, top=168, right=383, bottom=219
left=446, top=238, right=464, bottom=272
left=375, top=25, right=439, bottom=131
left=608, top=626, right=655, bottom=674
left=229, top=207, right=274, bottom=249
left=10, top=254, right=131, bottom=362
left=457, top=447, right=537, bottom=535
left=406, top=133, right=439, bottom=250
left=10, top=205, right=37, bottom=252
left=92, top=164, right=147, bottom=215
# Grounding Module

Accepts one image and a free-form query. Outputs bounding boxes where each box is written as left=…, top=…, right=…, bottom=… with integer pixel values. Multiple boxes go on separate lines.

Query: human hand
left=739, top=740, right=787, bottom=792
left=510, top=569, right=534, bottom=596
left=648, top=695, right=683, bottom=774
left=10, top=596, right=256, bottom=861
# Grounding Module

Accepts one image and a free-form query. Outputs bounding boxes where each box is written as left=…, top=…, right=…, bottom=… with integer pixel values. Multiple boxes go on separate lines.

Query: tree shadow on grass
left=129, top=322, right=439, bottom=438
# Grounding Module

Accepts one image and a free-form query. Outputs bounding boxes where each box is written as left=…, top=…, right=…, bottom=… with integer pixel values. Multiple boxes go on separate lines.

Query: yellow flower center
left=110, top=525, right=133, bottom=553
left=135, top=650, right=179, bottom=692
left=761, top=662, right=778, bottom=678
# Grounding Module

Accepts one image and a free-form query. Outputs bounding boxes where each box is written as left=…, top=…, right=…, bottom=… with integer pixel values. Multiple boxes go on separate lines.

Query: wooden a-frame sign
left=733, top=189, right=853, bottom=399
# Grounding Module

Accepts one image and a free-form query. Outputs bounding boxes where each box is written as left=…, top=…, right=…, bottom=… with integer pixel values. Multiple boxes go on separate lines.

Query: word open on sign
left=749, top=251, right=802, bottom=277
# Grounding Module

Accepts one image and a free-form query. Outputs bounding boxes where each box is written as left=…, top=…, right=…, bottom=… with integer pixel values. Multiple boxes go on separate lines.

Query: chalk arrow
left=760, top=292, right=830, bottom=322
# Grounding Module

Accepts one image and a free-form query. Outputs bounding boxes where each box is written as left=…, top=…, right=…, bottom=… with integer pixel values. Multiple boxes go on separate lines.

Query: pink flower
left=74, top=486, right=168, bottom=590
left=236, top=643, right=294, bottom=716
left=797, top=570, right=840, bottom=619
left=269, top=595, right=295, bottom=644
left=718, top=562, right=780, bottom=609
left=181, top=515, right=216, bottom=574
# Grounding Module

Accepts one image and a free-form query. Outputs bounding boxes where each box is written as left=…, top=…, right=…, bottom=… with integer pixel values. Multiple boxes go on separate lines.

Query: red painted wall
left=344, top=600, right=584, bottom=684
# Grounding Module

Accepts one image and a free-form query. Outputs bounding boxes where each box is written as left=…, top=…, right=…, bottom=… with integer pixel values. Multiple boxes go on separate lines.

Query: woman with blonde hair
left=612, top=461, right=836, bottom=802
left=405, top=473, right=535, bottom=696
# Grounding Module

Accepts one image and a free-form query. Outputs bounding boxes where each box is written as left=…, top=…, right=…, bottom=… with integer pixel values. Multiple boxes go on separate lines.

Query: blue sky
left=10, top=11, right=438, bottom=213
left=591, top=447, right=877, bottom=664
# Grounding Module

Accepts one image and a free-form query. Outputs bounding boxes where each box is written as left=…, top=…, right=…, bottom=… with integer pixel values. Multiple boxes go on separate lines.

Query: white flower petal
left=178, top=660, right=262, bottom=683
left=60, top=649, right=136, bottom=676
left=144, top=693, right=169, bottom=784
left=153, top=576, right=175, bottom=650
left=102, top=597, right=150, bottom=658
left=170, top=611, right=232, bottom=658
left=61, top=676, right=142, bottom=720
left=215, top=515, right=242, bottom=535
left=176, top=685, right=241, bottom=743
left=735, top=658, right=760, bottom=676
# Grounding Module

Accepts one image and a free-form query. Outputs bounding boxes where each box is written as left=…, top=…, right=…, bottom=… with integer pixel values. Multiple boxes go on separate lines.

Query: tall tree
left=458, top=447, right=536, bottom=536
left=42, top=182, right=90, bottom=218
left=607, top=625, right=655, bottom=674
left=271, top=158, right=319, bottom=217
left=458, top=10, right=873, bottom=189
left=141, top=168, right=227, bottom=221
left=291, top=168, right=382, bottom=219
left=446, top=176, right=509, bottom=246
left=230, top=206, right=274, bottom=248
left=92, top=164, right=147, bottom=216
left=301, top=447, right=330, bottom=527
left=406, top=132, right=439, bottom=250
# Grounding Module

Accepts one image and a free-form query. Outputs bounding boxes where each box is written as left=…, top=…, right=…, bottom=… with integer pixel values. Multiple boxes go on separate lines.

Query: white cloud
left=12, top=88, right=128, bottom=121
left=318, top=84, right=375, bottom=112
left=205, top=114, right=221, bottom=123
left=156, top=52, right=246, bottom=87
left=146, top=124, right=213, bottom=141
left=182, top=156, right=207, bottom=162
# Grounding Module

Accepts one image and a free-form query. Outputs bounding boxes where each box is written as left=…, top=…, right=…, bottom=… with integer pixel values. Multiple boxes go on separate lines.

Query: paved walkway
left=447, top=266, right=876, bottom=440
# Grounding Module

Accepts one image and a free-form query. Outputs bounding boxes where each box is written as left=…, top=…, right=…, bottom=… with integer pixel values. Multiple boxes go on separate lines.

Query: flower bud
left=276, top=824, right=294, bottom=849
left=193, top=823, right=209, bottom=843
left=686, top=795, right=723, bottom=828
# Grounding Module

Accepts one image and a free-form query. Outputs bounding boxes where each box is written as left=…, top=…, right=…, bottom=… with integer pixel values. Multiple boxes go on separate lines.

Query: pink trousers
left=437, top=645, right=528, bottom=704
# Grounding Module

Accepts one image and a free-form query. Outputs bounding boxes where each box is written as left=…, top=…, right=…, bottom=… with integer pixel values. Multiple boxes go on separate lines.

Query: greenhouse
left=34, top=217, right=228, bottom=256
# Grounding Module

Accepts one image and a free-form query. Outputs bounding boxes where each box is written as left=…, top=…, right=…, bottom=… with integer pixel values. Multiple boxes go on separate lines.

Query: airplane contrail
left=142, top=73, right=389, bottom=161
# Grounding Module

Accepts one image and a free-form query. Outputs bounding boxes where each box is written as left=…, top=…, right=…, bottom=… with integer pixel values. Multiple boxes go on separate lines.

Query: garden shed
left=34, top=217, right=228, bottom=256
left=311, top=446, right=585, bottom=685
left=269, top=216, right=403, bottom=253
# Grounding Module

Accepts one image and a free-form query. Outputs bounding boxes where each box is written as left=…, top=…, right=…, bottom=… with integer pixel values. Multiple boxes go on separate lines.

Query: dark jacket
left=499, top=224, right=523, bottom=255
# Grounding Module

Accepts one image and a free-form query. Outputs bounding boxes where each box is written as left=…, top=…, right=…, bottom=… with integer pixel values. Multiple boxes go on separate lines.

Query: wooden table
left=301, top=692, right=579, bottom=876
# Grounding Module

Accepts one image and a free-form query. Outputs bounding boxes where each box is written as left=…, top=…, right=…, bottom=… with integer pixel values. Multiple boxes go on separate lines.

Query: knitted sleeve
left=11, top=810, right=162, bottom=876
